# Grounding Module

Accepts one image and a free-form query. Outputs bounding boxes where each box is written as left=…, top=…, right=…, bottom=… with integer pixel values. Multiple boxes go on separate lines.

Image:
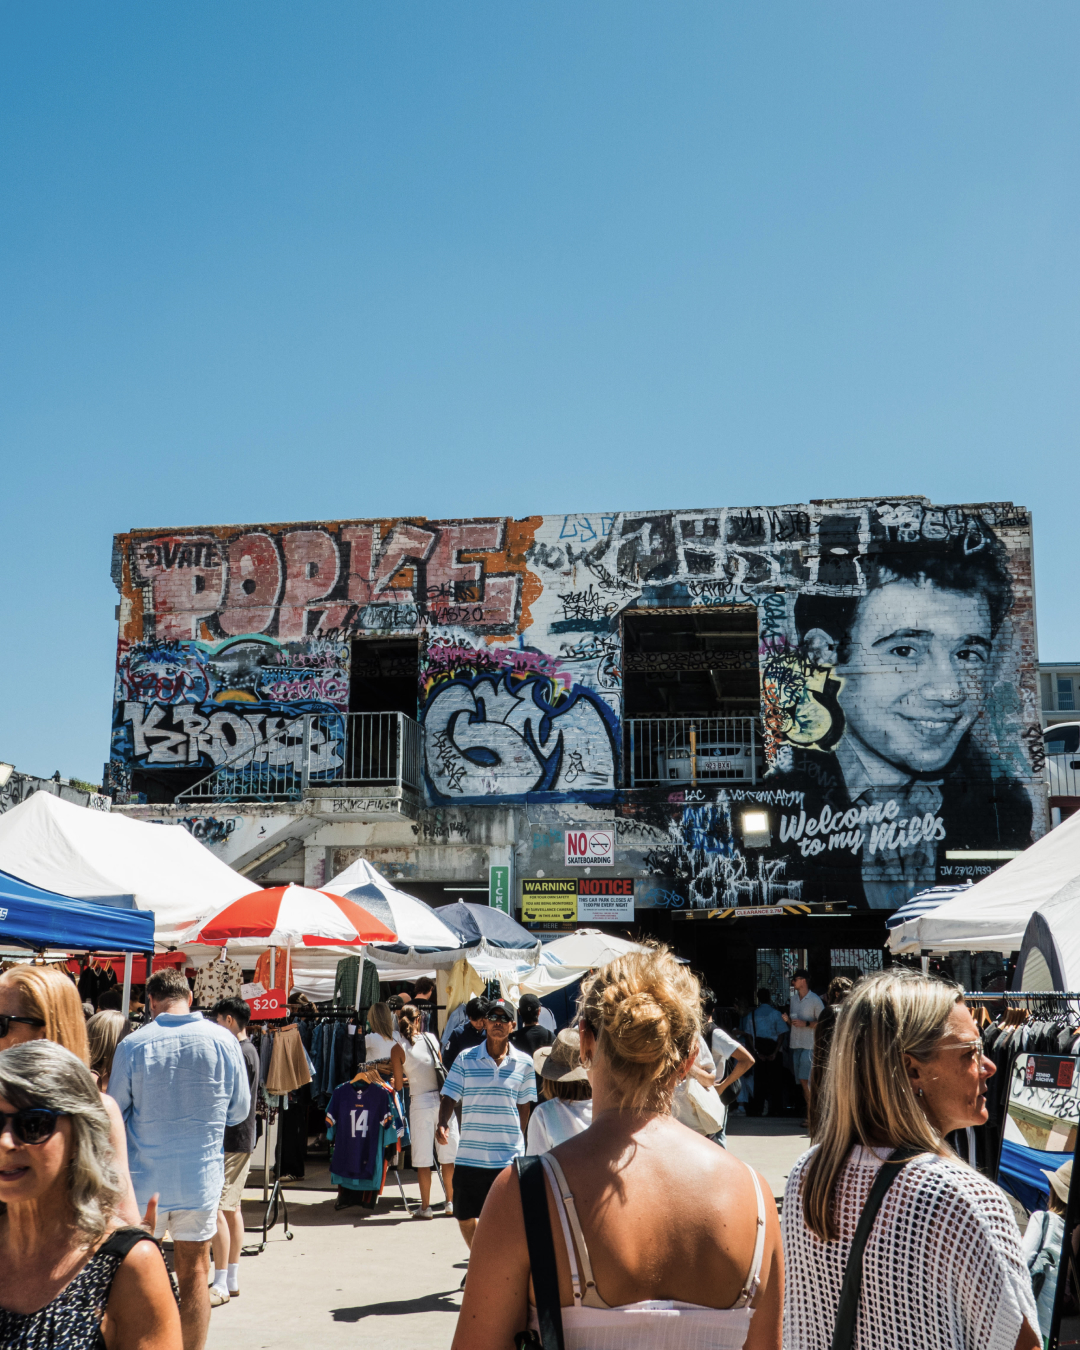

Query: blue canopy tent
left=0, top=870, right=155, bottom=1015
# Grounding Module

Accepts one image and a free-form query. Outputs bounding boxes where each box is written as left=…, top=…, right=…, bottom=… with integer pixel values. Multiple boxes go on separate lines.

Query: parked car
left=657, top=729, right=760, bottom=782
left=1044, top=723, right=1080, bottom=800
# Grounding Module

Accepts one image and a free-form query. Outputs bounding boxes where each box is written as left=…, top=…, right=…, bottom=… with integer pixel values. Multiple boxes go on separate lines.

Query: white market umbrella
left=323, top=858, right=461, bottom=951
left=540, top=928, right=646, bottom=969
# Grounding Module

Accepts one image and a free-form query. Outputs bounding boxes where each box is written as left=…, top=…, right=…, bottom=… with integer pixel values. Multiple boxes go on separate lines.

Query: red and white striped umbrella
left=181, top=884, right=397, bottom=948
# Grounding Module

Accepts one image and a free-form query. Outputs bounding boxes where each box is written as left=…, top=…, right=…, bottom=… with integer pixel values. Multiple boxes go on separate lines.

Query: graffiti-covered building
left=108, top=498, right=1046, bottom=998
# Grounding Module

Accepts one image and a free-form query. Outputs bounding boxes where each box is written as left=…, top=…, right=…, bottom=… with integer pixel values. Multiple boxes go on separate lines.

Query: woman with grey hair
left=0, top=1041, right=180, bottom=1349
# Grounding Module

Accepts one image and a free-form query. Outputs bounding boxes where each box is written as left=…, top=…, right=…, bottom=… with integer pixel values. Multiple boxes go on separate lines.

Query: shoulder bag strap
left=516, top=1155, right=566, bottom=1350
left=829, top=1148, right=921, bottom=1350
left=97, top=1227, right=162, bottom=1260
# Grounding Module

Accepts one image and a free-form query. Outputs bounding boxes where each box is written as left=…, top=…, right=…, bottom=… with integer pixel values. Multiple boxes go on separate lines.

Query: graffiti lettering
left=422, top=672, right=617, bottom=800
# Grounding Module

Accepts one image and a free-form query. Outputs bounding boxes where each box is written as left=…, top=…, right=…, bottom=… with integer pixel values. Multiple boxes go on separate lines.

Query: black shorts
left=452, top=1164, right=505, bottom=1221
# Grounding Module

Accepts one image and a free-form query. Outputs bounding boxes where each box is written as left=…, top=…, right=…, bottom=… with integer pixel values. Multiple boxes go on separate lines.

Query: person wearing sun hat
left=525, top=1029, right=593, bottom=1155
left=1021, top=1158, right=1071, bottom=1342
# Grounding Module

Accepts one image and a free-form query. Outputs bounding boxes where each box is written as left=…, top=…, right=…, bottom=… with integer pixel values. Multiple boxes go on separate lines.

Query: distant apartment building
left=1040, top=662, right=1080, bottom=823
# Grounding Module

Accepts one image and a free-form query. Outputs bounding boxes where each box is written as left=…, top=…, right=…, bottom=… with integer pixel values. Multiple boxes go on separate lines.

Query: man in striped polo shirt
left=436, top=998, right=536, bottom=1249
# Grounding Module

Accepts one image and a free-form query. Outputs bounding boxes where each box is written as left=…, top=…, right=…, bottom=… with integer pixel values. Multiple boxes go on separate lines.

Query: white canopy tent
left=0, top=793, right=253, bottom=946
left=888, top=808, right=1080, bottom=955
left=1013, top=876, right=1080, bottom=991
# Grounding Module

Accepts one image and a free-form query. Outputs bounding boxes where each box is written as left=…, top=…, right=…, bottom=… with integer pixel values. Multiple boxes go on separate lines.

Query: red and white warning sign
left=565, top=828, right=615, bottom=867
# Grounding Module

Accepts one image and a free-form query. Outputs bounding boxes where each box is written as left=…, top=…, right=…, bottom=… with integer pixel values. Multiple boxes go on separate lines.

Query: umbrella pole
left=121, top=953, right=133, bottom=1018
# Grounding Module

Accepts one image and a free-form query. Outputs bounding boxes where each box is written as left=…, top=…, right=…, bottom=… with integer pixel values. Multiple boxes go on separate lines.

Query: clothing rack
left=245, top=1017, right=297, bottom=1251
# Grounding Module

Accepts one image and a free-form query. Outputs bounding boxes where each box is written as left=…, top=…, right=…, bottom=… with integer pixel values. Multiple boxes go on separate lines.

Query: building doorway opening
left=622, top=608, right=759, bottom=718
left=349, top=639, right=419, bottom=717
left=622, top=609, right=762, bottom=785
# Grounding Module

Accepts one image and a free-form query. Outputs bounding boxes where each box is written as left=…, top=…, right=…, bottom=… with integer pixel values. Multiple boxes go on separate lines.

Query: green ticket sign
left=489, top=865, right=510, bottom=914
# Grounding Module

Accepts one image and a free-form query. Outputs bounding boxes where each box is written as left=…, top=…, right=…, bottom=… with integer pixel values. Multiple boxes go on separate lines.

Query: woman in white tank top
left=452, top=946, right=782, bottom=1349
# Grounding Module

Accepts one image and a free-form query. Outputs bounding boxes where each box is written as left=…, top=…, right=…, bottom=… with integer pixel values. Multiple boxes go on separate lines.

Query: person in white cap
left=526, top=1030, right=593, bottom=1155
left=1022, top=1158, right=1071, bottom=1342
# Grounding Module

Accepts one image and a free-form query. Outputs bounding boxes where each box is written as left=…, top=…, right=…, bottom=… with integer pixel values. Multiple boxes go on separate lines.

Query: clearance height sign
left=522, top=878, right=635, bottom=924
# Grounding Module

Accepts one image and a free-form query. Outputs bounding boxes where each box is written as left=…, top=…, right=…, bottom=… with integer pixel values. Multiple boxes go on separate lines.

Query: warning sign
left=565, top=828, right=615, bottom=867
left=577, top=877, right=634, bottom=922
left=522, top=878, right=578, bottom=924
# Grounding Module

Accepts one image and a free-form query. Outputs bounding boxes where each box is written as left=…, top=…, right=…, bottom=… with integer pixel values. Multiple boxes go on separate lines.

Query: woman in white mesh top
left=454, top=945, right=783, bottom=1350
left=783, top=969, right=1039, bottom=1350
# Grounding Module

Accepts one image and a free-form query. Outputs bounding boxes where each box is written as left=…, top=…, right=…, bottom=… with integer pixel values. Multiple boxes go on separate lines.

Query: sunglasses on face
left=0, top=1107, right=65, bottom=1146
left=0, top=1015, right=45, bottom=1039
left=487, top=1015, right=512, bottom=1025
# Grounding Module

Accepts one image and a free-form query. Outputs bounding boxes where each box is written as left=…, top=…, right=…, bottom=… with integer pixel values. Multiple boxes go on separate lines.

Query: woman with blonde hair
left=455, top=944, right=782, bottom=1349
left=783, top=968, right=1039, bottom=1350
left=0, top=965, right=142, bottom=1226
left=0, top=1041, right=180, bottom=1349
left=87, top=1010, right=133, bottom=1092
left=398, top=1003, right=457, bottom=1219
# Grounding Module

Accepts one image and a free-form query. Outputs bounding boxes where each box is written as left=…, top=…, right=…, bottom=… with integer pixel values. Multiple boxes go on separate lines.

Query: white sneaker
left=413, top=1206, right=434, bottom=1219
left=444, top=1201, right=454, bottom=1217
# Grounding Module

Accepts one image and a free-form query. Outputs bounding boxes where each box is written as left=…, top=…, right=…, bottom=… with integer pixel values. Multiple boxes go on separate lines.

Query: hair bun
left=601, top=985, right=671, bottom=1064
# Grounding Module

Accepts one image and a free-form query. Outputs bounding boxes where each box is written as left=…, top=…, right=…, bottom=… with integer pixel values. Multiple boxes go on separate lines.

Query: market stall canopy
left=180, top=885, right=396, bottom=948
left=323, top=858, right=461, bottom=951
left=0, top=881, right=154, bottom=952
left=884, top=883, right=973, bottom=931
left=0, top=793, right=253, bottom=945
left=1013, top=875, right=1080, bottom=991
left=888, top=810, right=1080, bottom=955
left=539, top=928, right=647, bottom=969
left=437, top=900, right=535, bottom=950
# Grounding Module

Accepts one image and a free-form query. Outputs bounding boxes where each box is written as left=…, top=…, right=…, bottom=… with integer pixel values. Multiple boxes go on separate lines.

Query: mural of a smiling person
left=765, top=530, right=1033, bottom=909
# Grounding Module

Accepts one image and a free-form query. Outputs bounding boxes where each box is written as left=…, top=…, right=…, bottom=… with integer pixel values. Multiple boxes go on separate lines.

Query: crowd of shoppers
left=0, top=946, right=1060, bottom=1350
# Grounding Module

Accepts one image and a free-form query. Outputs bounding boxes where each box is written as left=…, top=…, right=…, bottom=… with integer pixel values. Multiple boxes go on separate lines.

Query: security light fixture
left=742, top=810, right=771, bottom=849
left=0, top=763, right=14, bottom=788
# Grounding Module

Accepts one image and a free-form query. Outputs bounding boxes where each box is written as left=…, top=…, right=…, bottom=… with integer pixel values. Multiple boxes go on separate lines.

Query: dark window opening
left=349, top=639, right=419, bottom=718
left=622, top=610, right=760, bottom=719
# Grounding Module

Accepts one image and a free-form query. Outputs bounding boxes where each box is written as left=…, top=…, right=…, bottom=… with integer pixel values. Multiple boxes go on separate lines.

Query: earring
left=916, top=1088, right=924, bottom=1098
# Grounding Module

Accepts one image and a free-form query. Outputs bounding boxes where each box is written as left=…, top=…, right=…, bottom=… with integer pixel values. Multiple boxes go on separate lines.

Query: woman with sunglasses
left=783, top=970, right=1039, bottom=1350
left=0, top=1040, right=181, bottom=1349
left=0, top=966, right=142, bottom=1225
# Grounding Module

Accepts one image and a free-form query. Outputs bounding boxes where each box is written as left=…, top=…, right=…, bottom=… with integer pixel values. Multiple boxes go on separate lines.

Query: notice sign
left=522, top=878, right=578, bottom=924
left=565, top=828, right=615, bottom=867
left=577, top=877, right=634, bottom=922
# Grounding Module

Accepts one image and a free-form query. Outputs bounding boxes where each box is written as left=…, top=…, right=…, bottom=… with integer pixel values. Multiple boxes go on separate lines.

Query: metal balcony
left=625, top=716, right=762, bottom=787
left=175, top=711, right=421, bottom=805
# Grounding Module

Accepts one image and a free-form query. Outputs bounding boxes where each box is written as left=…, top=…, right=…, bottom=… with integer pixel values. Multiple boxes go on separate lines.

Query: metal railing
left=175, top=711, right=421, bottom=804
left=1046, top=753, right=1080, bottom=800
left=625, top=716, right=761, bottom=787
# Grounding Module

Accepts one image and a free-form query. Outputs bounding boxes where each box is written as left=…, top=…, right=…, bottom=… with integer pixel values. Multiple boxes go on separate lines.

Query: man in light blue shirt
left=109, top=965, right=249, bottom=1350
left=436, top=998, right=536, bottom=1251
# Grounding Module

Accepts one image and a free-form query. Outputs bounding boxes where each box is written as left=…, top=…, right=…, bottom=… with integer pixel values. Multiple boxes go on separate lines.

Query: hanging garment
left=193, top=957, right=244, bottom=1008
left=334, top=957, right=361, bottom=1009
left=445, top=958, right=485, bottom=1025
left=254, top=948, right=288, bottom=992
left=326, top=1080, right=399, bottom=1190
left=277, top=1084, right=311, bottom=1180
left=358, top=959, right=381, bottom=1010
left=266, top=1024, right=312, bottom=1095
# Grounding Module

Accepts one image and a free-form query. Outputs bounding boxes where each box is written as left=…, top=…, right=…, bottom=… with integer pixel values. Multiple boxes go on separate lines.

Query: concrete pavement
left=204, top=1115, right=809, bottom=1350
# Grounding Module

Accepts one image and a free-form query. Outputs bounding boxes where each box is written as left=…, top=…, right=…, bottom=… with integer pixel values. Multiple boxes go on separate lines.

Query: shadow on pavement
left=332, top=1290, right=463, bottom=1320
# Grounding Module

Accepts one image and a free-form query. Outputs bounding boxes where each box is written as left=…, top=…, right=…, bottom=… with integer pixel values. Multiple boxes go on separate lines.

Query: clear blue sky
left=1, top=4, right=1077, bottom=782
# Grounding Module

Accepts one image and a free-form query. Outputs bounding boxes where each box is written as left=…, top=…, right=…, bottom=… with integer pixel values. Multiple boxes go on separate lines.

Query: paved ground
left=205, top=1114, right=809, bottom=1350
